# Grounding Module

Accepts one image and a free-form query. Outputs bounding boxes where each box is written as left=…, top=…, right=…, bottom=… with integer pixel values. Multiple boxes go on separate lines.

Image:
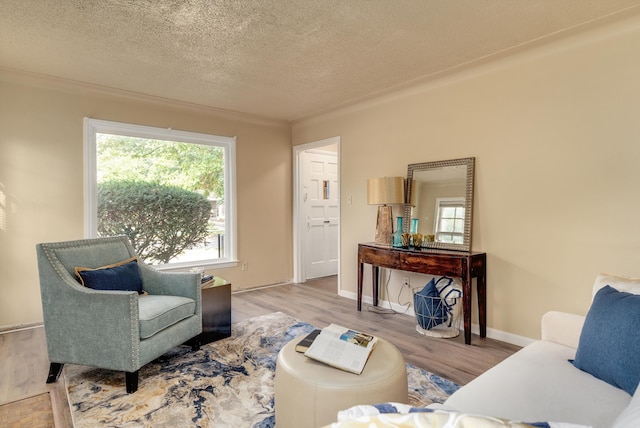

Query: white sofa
left=437, top=314, right=628, bottom=427
left=330, top=273, right=640, bottom=427
left=433, top=272, right=640, bottom=427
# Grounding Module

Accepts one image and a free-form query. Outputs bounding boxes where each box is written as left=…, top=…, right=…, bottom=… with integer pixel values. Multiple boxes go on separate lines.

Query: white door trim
left=293, top=136, right=341, bottom=285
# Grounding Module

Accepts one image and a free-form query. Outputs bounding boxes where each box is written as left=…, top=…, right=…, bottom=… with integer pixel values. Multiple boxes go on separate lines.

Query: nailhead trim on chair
left=43, top=244, right=89, bottom=291
left=129, top=292, right=139, bottom=368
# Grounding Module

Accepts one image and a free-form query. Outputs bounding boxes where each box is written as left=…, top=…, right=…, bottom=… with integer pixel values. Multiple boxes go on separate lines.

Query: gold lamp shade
left=367, top=177, right=405, bottom=245
left=367, top=177, right=405, bottom=205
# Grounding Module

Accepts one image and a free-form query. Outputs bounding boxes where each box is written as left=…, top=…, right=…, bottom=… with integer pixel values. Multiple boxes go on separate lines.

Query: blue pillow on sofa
left=74, top=257, right=144, bottom=294
left=572, top=285, right=640, bottom=395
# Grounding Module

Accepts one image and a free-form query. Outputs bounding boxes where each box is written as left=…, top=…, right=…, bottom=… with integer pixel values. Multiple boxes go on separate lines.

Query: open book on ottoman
left=304, top=324, right=378, bottom=374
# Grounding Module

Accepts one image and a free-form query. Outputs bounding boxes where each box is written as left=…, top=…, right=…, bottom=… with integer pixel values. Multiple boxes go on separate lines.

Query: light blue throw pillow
left=572, top=285, right=640, bottom=395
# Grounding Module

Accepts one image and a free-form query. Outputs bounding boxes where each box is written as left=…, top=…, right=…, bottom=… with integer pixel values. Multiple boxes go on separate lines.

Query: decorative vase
left=410, top=218, right=419, bottom=234
left=392, top=217, right=403, bottom=248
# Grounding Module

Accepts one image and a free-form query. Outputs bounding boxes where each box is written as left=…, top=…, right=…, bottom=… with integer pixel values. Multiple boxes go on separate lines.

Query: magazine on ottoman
left=303, top=324, right=378, bottom=374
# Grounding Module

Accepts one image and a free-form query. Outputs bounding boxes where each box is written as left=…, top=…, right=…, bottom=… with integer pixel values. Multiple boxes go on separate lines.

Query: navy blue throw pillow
left=572, top=285, right=640, bottom=395
left=75, top=258, right=144, bottom=294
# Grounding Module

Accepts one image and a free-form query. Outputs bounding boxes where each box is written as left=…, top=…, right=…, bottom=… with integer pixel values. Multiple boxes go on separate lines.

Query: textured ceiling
left=2, top=1, right=640, bottom=121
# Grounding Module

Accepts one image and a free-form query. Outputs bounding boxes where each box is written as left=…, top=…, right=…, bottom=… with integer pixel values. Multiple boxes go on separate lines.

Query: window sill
left=154, top=259, right=239, bottom=272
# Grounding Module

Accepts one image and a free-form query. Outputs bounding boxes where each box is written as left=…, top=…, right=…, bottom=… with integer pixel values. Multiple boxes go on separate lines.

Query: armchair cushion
left=572, top=285, right=640, bottom=395
left=75, top=257, right=143, bottom=294
left=138, top=295, right=196, bottom=339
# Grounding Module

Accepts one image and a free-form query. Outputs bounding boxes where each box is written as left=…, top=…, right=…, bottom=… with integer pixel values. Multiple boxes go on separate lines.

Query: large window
left=84, top=118, right=237, bottom=269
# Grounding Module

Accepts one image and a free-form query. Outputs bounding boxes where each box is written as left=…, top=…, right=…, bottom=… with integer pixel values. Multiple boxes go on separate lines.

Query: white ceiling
left=2, top=1, right=640, bottom=121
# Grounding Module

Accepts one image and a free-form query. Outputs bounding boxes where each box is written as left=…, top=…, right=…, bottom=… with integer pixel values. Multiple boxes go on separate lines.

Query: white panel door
left=302, top=150, right=338, bottom=279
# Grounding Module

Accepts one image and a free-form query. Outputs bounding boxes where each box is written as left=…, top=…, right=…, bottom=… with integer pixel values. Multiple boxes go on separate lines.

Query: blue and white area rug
left=64, top=312, right=459, bottom=427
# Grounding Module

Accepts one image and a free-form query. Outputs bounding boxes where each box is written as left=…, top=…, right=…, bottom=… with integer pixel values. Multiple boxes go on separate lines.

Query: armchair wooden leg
left=125, top=371, right=139, bottom=394
left=191, top=338, right=201, bottom=351
left=46, top=362, right=64, bottom=383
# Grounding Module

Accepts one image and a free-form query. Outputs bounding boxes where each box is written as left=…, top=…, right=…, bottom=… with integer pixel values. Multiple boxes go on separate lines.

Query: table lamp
left=367, top=176, right=405, bottom=245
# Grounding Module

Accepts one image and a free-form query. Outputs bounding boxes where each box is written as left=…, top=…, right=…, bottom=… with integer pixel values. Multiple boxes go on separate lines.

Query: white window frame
left=83, top=117, right=238, bottom=270
left=434, top=197, right=465, bottom=244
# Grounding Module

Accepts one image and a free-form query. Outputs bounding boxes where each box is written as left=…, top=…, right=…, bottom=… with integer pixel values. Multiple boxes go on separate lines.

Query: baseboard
left=0, top=322, right=43, bottom=334
left=338, top=289, right=534, bottom=347
left=480, top=325, right=534, bottom=348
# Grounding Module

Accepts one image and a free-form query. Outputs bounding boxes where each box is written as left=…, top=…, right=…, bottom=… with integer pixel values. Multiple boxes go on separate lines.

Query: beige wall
left=0, top=70, right=292, bottom=328
left=292, top=12, right=640, bottom=340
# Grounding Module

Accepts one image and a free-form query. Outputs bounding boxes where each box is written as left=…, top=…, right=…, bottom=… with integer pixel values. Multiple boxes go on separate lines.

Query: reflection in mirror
left=404, top=157, right=475, bottom=251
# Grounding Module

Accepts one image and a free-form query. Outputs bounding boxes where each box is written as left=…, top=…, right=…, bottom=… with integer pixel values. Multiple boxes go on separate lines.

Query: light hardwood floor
left=0, top=280, right=520, bottom=427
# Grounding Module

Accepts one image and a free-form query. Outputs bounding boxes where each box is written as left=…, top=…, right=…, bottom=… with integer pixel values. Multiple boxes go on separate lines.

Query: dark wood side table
left=357, top=243, right=486, bottom=345
left=197, top=277, right=232, bottom=345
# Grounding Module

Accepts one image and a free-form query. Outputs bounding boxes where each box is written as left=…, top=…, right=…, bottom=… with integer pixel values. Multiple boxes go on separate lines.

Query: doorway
left=293, top=137, right=340, bottom=291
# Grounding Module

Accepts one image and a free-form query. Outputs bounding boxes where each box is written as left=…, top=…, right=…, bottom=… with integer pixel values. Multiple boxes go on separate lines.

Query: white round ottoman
left=274, top=335, right=408, bottom=428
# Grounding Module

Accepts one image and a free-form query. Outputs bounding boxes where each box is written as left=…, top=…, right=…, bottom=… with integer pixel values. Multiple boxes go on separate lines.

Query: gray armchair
left=36, top=235, right=202, bottom=393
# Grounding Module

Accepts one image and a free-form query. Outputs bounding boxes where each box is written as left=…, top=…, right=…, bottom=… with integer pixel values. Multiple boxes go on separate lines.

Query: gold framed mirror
left=403, top=157, right=475, bottom=251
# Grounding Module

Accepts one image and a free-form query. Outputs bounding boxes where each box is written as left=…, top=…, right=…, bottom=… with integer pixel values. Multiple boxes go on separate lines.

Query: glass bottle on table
left=410, top=218, right=419, bottom=234
left=392, top=217, right=403, bottom=248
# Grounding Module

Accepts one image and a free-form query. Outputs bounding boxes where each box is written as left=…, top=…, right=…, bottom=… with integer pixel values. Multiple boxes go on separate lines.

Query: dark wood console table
left=357, top=243, right=486, bottom=345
